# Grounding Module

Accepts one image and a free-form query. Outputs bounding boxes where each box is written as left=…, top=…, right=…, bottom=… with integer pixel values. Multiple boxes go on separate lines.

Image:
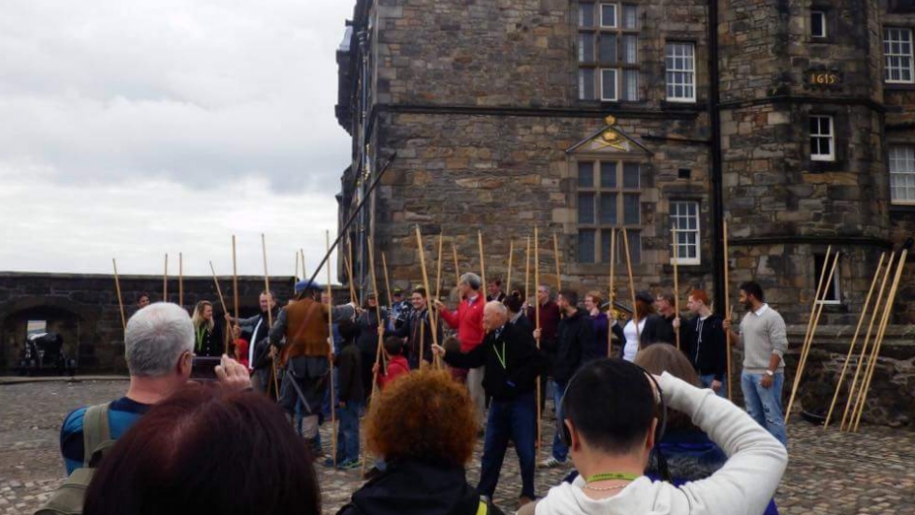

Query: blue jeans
left=550, top=380, right=569, bottom=462
left=478, top=391, right=536, bottom=499
left=336, top=401, right=362, bottom=463
left=699, top=374, right=728, bottom=399
left=741, top=371, right=788, bottom=448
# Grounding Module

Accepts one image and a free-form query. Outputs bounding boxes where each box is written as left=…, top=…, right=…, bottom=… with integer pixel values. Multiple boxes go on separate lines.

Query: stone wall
left=0, top=273, right=298, bottom=374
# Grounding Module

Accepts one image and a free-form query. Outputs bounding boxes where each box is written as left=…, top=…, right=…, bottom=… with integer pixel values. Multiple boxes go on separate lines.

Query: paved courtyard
left=1, top=379, right=914, bottom=514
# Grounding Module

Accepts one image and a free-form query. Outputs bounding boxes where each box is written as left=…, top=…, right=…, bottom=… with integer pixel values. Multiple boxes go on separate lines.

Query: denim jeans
left=550, top=380, right=569, bottom=462
left=336, top=400, right=363, bottom=463
left=740, top=371, right=788, bottom=447
left=699, top=373, right=728, bottom=399
left=478, top=391, right=536, bottom=499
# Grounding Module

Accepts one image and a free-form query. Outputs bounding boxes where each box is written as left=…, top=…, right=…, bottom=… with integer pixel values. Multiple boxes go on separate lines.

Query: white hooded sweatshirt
left=530, top=373, right=788, bottom=515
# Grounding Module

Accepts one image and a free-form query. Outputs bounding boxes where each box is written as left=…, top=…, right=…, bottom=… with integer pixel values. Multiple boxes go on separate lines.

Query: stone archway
left=0, top=296, right=101, bottom=373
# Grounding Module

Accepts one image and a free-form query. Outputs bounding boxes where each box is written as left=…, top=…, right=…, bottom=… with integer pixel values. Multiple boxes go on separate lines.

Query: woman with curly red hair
left=337, top=369, right=505, bottom=515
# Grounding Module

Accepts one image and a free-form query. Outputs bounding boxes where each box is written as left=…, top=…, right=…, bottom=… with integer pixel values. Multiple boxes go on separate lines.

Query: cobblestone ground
left=2, top=380, right=914, bottom=515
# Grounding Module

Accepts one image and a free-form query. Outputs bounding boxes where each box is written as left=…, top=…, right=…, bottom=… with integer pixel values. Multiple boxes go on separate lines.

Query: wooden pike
left=232, top=236, right=239, bottom=322
left=112, top=259, right=127, bottom=333
left=478, top=230, right=487, bottom=291
left=723, top=221, right=732, bottom=400
left=506, top=240, right=514, bottom=295
left=368, top=236, right=385, bottom=406
left=553, top=232, right=561, bottom=293
left=534, top=227, right=542, bottom=451
left=524, top=237, right=531, bottom=302
left=608, top=229, right=616, bottom=357
left=622, top=229, right=640, bottom=349
left=453, top=243, right=461, bottom=291
left=785, top=251, right=840, bottom=422
left=840, top=252, right=896, bottom=431
left=262, top=234, right=280, bottom=399
left=209, top=261, right=231, bottom=355
left=179, top=253, right=184, bottom=308
left=824, top=253, right=885, bottom=429
left=325, top=231, right=338, bottom=467
left=435, top=233, right=444, bottom=301
left=789, top=246, right=833, bottom=416
left=671, top=228, right=680, bottom=350
left=415, top=226, right=442, bottom=369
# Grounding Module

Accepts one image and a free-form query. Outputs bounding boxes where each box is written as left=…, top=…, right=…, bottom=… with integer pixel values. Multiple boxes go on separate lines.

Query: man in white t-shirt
left=521, top=358, right=787, bottom=515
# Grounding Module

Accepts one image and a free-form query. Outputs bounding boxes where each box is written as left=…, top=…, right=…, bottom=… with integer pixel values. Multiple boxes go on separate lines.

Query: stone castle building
left=335, top=0, right=915, bottom=326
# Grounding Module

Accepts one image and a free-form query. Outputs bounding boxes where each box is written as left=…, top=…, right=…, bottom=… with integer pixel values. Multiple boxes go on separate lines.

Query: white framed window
left=621, top=69, right=638, bottom=101
left=665, top=42, right=696, bottom=102
left=670, top=201, right=700, bottom=265
left=814, top=254, right=841, bottom=305
left=621, top=4, right=638, bottom=29
left=600, top=68, right=618, bottom=101
left=884, top=28, right=914, bottom=83
left=811, top=11, right=827, bottom=38
left=810, top=115, right=835, bottom=161
left=600, top=3, right=618, bottom=28
left=890, top=145, right=915, bottom=204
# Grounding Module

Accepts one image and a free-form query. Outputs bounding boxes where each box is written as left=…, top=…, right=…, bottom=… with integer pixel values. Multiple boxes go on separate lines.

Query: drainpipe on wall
left=708, top=0, right=726, bottom=311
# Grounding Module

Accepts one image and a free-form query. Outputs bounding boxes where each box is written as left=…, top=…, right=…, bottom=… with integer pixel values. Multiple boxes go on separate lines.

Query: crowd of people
left=46, top=271, right=791, bottom=515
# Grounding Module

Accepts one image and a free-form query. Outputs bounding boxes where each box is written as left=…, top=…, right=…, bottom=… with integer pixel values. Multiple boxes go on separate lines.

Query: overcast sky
left=0, top=0, right=354, bottom=279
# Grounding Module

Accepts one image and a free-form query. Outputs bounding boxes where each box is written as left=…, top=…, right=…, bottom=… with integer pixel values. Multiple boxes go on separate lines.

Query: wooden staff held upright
left=416, top=226, right=442, bottom=369
left=723, top=221, right=732, bottom=400
left=325, top=231, right=338, bottom=466
left=112, top=259, right=127, bottom=334
left=534, top=226, right=542, bottom=451
left=621, top=229, right=640, bottom=349
left=671, top=228, right=680, bottom=350
left=608, top=229, right=616, bottom=357
left=262, top=234, right=280, bottom=399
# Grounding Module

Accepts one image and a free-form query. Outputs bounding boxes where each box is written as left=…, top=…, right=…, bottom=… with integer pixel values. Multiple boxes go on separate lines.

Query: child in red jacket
left=373, top=337, right=410, bottom=389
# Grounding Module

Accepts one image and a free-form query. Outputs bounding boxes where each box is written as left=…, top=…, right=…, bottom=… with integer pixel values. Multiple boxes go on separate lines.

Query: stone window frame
left=573, top=158, right=644, bottom=266
left=664, top=41, right=697, bottom=103
left=889, top=145, right=915, bottom=205
left=577, top=2, right=641, bottom=102
left=809, top=114, right=835, bottom=162
left=884, top=27, right=914, bottom=84
left=810, top=10, right=827, bottom=39
left=669, top=200, right=701, bottom=266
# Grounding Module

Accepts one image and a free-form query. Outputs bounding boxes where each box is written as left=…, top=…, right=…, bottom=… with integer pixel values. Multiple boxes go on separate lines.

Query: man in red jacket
left=435, top=272, right=486, bottom=428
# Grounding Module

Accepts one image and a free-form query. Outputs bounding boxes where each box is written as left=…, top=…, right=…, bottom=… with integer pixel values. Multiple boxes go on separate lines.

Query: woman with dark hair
left=634, top=345, right=779, bottom=515
left=338, top=369, right=505, bottom=515
left=356, top=293, right=388, bottom=399
left=610, top=291, right=661, bottom=361
left=191, top=300, right=222, bottom=357
left=84, top=387, right=321, bottom=515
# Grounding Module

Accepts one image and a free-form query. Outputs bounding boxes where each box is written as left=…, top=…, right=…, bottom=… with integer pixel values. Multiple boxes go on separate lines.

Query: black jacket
left=611, top=314, right=665, bottom=358
left=336, top=343, right=364, bottom=403
left=389, top=308, right=442, bottom=365
left=444, top=322, right=546, bottom=401
left=337, top=460, right=505, bottom=515
left=194, top=322, right=223, bottom=357
left=356, top=309, right=388, bottom=357
left=681, top=314, right=727, bottom=381
left=653, top=314, right=679, bottom=346
left=553, top=308, right=593, bottom=383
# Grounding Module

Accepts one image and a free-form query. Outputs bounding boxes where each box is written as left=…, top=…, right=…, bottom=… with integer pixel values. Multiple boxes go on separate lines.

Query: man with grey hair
left=435, top=272, right=487, bottom=428
left=59, top=302, right=250, bottom=474
left=433, top=301, right=547, bottom=508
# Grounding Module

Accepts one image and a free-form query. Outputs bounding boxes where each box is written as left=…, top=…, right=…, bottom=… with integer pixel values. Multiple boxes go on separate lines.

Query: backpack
left=35, top=403, right=116, bottom=515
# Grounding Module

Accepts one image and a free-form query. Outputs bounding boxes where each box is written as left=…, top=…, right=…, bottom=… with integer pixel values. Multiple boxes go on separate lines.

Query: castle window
left=578, top=3, right=640, bottom=101
left=884, top=27, right=914, bottom=83
left=811, top=11, right=827, bottom=39
left=809, top=115, right=835, bottom=161
left=814, top=254, right=841, bottom=305
left=670, top=201, right=700, bottom=265
left=576, top=160, right=642, bottom=264
left=665, top=42, right=696, bottom=102
left=890, top=145, right=915, bottom=204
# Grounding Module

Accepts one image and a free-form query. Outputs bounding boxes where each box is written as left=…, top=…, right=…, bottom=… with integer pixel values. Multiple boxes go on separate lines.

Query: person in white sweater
left=520, top=358, right=787, bottom=515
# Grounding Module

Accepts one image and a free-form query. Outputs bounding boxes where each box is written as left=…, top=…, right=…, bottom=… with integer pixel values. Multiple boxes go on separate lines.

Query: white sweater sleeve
left=659, top=372, right=788, bottom=515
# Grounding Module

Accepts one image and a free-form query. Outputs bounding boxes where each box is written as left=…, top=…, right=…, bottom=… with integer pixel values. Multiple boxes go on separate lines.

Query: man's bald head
left=483, top=301, right=508, bottom=332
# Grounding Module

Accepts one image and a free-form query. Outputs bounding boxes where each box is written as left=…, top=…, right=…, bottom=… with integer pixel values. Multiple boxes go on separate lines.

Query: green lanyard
left=493, top=342, right=507, bottom=370
left=585, top=472, right=640, bottom=483
left=196, top=326, right=206, bottom=351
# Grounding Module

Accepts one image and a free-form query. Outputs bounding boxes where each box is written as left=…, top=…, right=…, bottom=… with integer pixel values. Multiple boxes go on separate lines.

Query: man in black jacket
left=433, top=301, right=546, bottom=507
left=674, top=289, right=728, bottom=397
left=536, top=289, right=593, bottom=468
left=226, top=291, right=279, bottom=393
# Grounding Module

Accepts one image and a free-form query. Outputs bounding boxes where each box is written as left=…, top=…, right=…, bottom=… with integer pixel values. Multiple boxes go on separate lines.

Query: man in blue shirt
left=60, top=302, right=250, bottom=474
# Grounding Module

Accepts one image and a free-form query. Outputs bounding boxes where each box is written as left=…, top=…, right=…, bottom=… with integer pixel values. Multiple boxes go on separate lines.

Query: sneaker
left=538, top=457, right=566, bottom=468
left=338, top=458, right=362, bottom=470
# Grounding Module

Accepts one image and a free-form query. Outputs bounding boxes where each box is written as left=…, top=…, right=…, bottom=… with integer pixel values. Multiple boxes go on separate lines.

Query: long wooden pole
left=112, top=259, right=127, bottom=333
left=179, top=253, right=184, bottom=308
left=608, top=229, right=616, bottom=357
left=295, top=251, right=300, bottom=282
left=453, top=243, right=461, bottom=291
left=723, top=221, right=732, bottom=400
left=232, top=236, right=239, bottom=322
left=163, top=253, right=168, bottom=302
left=415, top=226, right=441, bottom=368
left=671, top=228, right=680, bottom=350
left=786, top=250, right=840, bottom=422
left=824, top=252, right=885, bottom=429
left=789, top=246, right=833, bottom=412
left=621, top=229, right=640, bottom=349
left=851, top=247, right=908, bottom=432
left=524, top=237, right=531, bottom=302
left=435, top=233, right=444, bottom=301
left=301, top=249, right=306, bottom=280
left=381, top=252, right=393, bottom=313
left=534, top=227, right=542, bottom=452
left=343, top=246, right=359, bottom=305
left=840, top=252, right=896, bottom=431
left=209, top=261, right=231, bottom=355
left=553, top=232, right=562, bottom=294
left=262, top=234, right=279, bottom=399
left=325, top=231, right=338, bottom=467
left=368, top=237, right=385, bottom=406
left=478, top=230, right=487, bottom=292
left=506, top=240, right=514, bottom=296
